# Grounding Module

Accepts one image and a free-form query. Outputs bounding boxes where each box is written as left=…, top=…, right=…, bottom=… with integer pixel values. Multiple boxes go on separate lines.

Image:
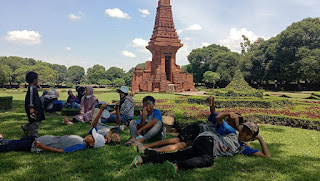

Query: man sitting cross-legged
left=137, top=96, right=245, bottom=154
left=125, top=96, right=166, bottom=146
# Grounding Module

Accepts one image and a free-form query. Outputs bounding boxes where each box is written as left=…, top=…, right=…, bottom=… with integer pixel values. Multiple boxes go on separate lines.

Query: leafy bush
left=0, top=97, right=13, bottom=111
left=47, top=82, right=55, bottom=88
left=61, top=108, right=80, bottom=116
left=213, top=69, right=263, bottom=98
left=66, top=83, right=74, bottom=88
left=244, top=114, right=320, bottom=131
left=187, top=97, right=293, bottom=108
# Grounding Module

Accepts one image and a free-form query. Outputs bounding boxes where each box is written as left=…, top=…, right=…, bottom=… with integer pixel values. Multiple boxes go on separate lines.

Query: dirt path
left=176, top=91, right=208, bottom=96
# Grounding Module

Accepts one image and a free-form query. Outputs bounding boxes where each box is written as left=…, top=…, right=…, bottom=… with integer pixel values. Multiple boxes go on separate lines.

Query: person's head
left=116, top=86, right=129, bottom=99
left=142, top=96, right=155, bottom=113
left=85, top=86, right=94, bottom=97
left=105, top=133, right=121, bottom=145
left=238, top=122, right=259, bottom=142
left=68, top=90, right=73, bottom=96
left=77, top=86, right=85, bottom=97
left=84, top=128, right=105, bottom=148
left=26, top=71, right=38, bottom=86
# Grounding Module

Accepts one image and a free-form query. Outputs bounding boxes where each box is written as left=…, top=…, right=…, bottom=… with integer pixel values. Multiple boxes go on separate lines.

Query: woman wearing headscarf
left=64, top=86, right=99, bottom=125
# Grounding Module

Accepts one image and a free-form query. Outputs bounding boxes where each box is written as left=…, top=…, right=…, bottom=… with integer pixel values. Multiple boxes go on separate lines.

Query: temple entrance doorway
left=165, top=56, right=171, bottom=82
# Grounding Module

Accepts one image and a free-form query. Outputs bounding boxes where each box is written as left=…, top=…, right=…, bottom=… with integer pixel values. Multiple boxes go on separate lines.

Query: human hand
left=136, top=129, right=142, bottom=136
left=252, top=135, right=262, bottom=141
left=140, top=107, right=148, bottom=119
left=34, top=141, right=43, bottom=149
left=100, top=103, right=108, bottom=110
left=207, top=96, right=215, bottom=106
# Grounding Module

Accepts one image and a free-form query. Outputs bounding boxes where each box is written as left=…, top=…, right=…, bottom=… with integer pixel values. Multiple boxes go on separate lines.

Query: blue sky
left=0, top=0, right=319, bottom=71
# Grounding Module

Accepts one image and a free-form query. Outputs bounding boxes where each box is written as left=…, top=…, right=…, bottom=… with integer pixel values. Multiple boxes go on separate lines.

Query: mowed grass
left=0, top=93, right=320, bottom=181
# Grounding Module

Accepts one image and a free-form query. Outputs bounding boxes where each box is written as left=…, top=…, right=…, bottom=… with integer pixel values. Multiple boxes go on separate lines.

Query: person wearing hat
left=104, top=86, right=135, bottom=124
left=131, top=96, right=270, bottom=177
left=0, top=128, right=105, bottom=153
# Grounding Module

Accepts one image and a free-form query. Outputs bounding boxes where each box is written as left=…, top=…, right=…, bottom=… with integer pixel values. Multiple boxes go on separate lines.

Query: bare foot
left=63, top=119, right=73, bottom=125
left=125, top=137, right=137, bottom=146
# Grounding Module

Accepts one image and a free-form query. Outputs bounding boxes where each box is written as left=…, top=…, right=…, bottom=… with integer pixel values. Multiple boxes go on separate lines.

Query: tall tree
left=14, top=65, right=56, bottom=84
left=203, top=71, right=220, bottom=88
left=67, top=66, right=85, bottom=85
left=105, top=67, right=125, bottom=81
left=87, top=65, right=106, bottom=84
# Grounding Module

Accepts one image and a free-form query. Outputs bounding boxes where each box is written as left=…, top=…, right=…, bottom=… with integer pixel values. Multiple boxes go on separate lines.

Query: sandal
left=129, top=155, right=141, bottom=169
left=21, top=125, right=29, bottom=136
left=163, top=161, right=177, bottom=178
left=136, top=142, right=145, bottom=153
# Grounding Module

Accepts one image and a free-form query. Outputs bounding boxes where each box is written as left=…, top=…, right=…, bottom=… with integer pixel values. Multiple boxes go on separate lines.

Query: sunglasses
left=143, top=102, right=153, bottom=106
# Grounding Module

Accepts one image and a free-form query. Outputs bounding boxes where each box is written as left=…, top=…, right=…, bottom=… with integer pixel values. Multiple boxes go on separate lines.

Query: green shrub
left=244, top=114, right=320, bottom=131
left=186, top=97, right=293, bottom=108
left=66, top=83, right=74, bottom=88
left=174, top=114, right=320, bottom=132
left=47, top=82, right=55, bottom=88
left=61, top=108, right=80, bottom=116
left=0, top=97, right=13, bottom=111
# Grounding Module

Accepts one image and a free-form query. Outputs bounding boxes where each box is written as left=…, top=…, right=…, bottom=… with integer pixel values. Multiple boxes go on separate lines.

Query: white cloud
left=122, top=51, right=136, bottom=58
left=183, top=37, right=192, bottom=41
left=185, top=24, right=203, bottom=31
left=65, top=47, right=72, bottom=51
left=202, top=42, right=210, bottom=47
left=68, top=11, right=84, bottom=21
left=105, top=8, right=131, bottom=19
left=293, top=0, right=318, bottom=6
left=219, top=28, right=264, bottom=52
left=177, top=24, right=203, bottom=34
left=5, top=30, right=41, bottom=45
left=138, top=9, right=150, bottom=17
left=132, top=38, right=149, bottom=47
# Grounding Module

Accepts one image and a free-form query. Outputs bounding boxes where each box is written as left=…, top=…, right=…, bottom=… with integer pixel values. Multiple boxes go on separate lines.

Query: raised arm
left=252, top=135, right=271, bottom=158
left=92, top=104, right=107, bottom=128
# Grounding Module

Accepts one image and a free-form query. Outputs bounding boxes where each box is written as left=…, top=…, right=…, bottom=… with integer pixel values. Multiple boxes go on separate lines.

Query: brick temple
left=131, top=0, right=195, bottom=93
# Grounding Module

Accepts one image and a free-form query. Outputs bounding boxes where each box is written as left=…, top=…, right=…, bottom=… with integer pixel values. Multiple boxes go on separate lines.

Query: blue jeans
left=103, top=114, right=133, bottom=124
left=129, top=120, right=164, bottom=141
left=0, top=136, right=36, bottom=152
left=72, top=102, right=81, bottom=109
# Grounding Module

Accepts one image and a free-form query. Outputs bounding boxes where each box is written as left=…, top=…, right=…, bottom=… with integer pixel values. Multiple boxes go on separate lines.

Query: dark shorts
left=177, top=123, right=201, bottom=146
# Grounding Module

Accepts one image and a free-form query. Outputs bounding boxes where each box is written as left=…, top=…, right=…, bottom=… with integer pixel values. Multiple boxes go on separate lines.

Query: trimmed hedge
left=0, top=97, right=13, bottom=111
left=174, top=114, right=320, bottom=132
left=214, top=90, right=264, bottom=98
left=244, top=114, right=320, bottom=131
left=61, top=108, right=80, bottom=116
left=186, top=97, right=293, bottom=108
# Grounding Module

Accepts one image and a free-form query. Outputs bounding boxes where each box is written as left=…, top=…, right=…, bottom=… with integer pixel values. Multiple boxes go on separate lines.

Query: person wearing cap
left=104, top=86, right=135, bottom=124
left=0, top=128, right=105, bottom=153
left=89, top=104, right=122, bottom=145
left=132, top=96, right=270, bottom=177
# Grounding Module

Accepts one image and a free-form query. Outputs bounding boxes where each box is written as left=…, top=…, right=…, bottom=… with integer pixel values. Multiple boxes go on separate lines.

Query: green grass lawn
left=1, top=93, right=320, bottom=180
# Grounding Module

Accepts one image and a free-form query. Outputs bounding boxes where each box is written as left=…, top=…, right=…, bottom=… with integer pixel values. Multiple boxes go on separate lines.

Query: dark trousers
left=142, top=136, right=215, bottom=170
left=0, top=136, right=35, bottom=152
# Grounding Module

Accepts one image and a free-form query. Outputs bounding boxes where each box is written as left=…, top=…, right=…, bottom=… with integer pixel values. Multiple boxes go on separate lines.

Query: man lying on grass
left=137, top=96, right=246, bottom=154
left=125, top=96, right=166, bottom=146
left=0, top=104, right=120, bottom=153
left=131, top=99, right=270, bottom=178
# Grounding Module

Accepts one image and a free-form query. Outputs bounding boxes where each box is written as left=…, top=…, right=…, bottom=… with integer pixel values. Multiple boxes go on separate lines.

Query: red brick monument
left=131, top=0, right=195, bottom=93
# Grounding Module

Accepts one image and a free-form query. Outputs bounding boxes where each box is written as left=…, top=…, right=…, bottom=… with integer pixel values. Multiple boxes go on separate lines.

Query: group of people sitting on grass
left=0, top=71, right=270, bottom=178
